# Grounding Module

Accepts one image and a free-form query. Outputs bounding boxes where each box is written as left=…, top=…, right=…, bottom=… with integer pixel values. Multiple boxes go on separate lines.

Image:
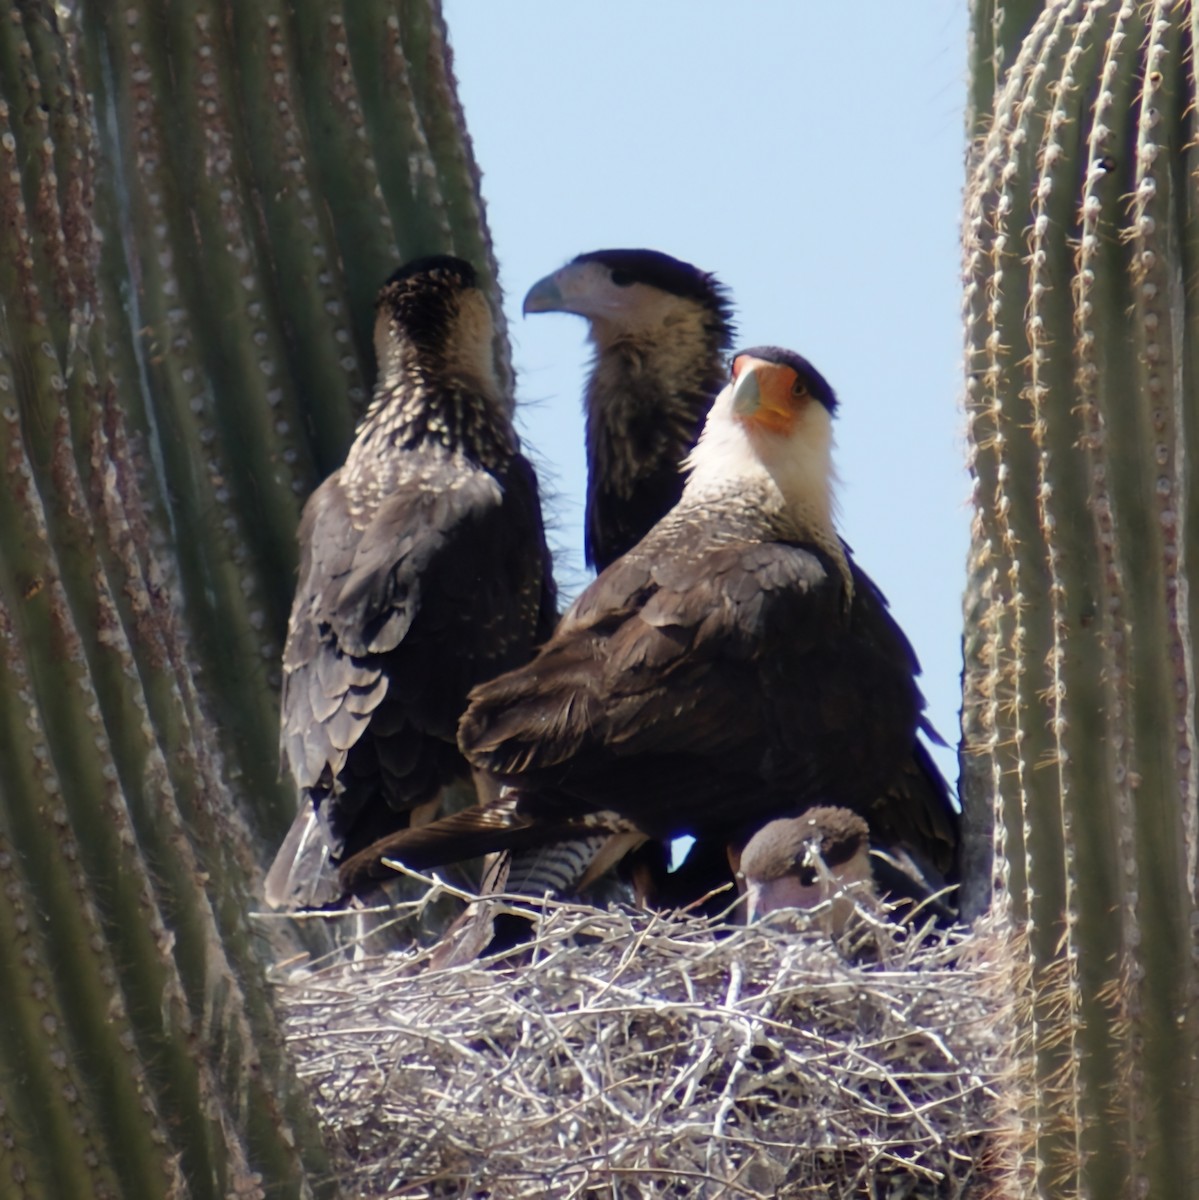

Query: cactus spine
left=0, top=1, right=501, bottom=1195
left=964, top=1, right=1199, bottom=1195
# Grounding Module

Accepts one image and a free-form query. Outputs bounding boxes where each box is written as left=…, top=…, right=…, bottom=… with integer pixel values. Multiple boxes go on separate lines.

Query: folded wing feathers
left=263, top=808, right=342, bottom=910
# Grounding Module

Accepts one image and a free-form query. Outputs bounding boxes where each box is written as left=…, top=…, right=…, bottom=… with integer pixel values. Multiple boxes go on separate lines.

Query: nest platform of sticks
left=274, top=882, right=1017, bottom=1199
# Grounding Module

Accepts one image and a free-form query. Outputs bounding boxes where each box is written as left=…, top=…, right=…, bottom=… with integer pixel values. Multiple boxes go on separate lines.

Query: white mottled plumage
left=266, top=256, right=556, bottom=911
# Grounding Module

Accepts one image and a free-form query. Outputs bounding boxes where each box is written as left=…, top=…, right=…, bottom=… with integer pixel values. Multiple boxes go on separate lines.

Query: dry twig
left=271, top=887, right=1016, bottom=1198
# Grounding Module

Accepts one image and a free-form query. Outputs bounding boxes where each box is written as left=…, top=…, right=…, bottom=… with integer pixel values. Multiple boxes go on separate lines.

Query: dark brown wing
left=460, top=532, right=923, bottom=845
left=277, top=451, right=553, bottom=868
left=844, top=556, right=960, bottom=882
left=868, top=738, right=960, bottom=885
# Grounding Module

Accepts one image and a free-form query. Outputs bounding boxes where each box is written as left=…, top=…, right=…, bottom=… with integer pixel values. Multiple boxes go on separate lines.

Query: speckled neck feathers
left=683, top=383, right=851, bottom=597
left=345, top=269, right=518, bottom=511
left=584, top=300, right=731, bottom=567
left=359, top=367, right=515, bottom=456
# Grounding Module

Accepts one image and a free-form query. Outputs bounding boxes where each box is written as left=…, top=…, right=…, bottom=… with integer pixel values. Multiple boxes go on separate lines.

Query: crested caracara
left=525, top=250, right=957, bottom=913
left=524, top=249, right=734, bottom=570
left=338, top=347, right=958, bottom=905
left=265, top=256, right=557, bottom=909
left=738, top=808, right=873, bottom=928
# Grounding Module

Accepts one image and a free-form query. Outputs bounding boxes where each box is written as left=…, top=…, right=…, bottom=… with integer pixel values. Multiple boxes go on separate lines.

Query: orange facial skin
left=730, top=354, right=809, bottom=437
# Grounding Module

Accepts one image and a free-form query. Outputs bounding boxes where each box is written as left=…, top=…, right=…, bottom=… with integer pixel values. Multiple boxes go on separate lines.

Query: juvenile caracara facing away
left=739, top=808, right=873, bottom=927
left=265, top=256, right=557, bottom=909
left=523, top=249, right=734, bottom=570
left=339, top=347, right=958, bottom=905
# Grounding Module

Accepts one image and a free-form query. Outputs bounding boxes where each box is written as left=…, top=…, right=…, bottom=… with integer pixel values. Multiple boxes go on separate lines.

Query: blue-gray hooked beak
left=522, top=273, right=565, bottom=316
left=730, top=361, right=763, bottom=417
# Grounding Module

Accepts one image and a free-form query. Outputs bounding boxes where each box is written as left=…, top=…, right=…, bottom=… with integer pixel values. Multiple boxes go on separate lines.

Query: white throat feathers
left=683, top=379, right=851, bottom=598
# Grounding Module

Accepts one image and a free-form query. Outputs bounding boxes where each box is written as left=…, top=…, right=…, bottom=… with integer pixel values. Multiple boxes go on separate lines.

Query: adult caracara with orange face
left=522, top=252, right=958, bottom=912
left=265, top=256, right=556, bottom=909
left=339, top=347, right=957, bottom=902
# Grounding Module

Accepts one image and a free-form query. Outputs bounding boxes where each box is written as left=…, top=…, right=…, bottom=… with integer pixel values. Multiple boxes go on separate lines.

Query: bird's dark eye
left=610, top=269, right=634, bottom=287
left=792, top=376, right=809, bottom=397
left=798, top=866, right=818, bottom=887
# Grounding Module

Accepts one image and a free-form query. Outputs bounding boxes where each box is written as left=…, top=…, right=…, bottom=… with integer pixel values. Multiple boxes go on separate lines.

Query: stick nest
left=274, top=887, right=1017, bottom=1199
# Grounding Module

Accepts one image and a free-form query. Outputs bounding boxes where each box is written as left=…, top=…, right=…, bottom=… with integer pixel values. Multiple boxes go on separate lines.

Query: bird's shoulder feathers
left=460, top=536, right=847, bottom=782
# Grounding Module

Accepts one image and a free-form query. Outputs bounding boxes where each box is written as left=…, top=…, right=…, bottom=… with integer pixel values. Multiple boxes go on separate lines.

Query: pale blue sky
left=442, top=2, right=970, bottom=786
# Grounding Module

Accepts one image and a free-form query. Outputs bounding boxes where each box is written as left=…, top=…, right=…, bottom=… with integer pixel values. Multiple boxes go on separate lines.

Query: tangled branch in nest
left=271, top=879, right=1018, bottom=1199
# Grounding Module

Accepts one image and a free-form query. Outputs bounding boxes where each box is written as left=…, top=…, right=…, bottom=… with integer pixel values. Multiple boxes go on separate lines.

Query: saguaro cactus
left=963, top=1, right=1199, bottom=1195
left=0, top=1, right=501, bottom=1195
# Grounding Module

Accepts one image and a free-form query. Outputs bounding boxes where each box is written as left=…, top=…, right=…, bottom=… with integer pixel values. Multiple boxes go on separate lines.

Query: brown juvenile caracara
left=339, top=347, right=956, bottom=902
left=738, top=808, right=874, bottom=928
left=523, top=249, right=734, bottom=570
left=265, top=256, right=557, bottom=909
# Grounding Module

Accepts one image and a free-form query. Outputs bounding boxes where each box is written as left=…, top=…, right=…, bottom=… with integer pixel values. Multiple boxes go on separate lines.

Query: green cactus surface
left=963, top=2, right=1199, bottom=1196
left=0, top=1, right=503, bottom=1195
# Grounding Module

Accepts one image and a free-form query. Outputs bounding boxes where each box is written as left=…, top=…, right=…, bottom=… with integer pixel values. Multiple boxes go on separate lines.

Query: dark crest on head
left=377, top=255, right=480, bottom=349
left=734, top=345, right=838, bottom=414
left=573, top=248, right=733, bottom=329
